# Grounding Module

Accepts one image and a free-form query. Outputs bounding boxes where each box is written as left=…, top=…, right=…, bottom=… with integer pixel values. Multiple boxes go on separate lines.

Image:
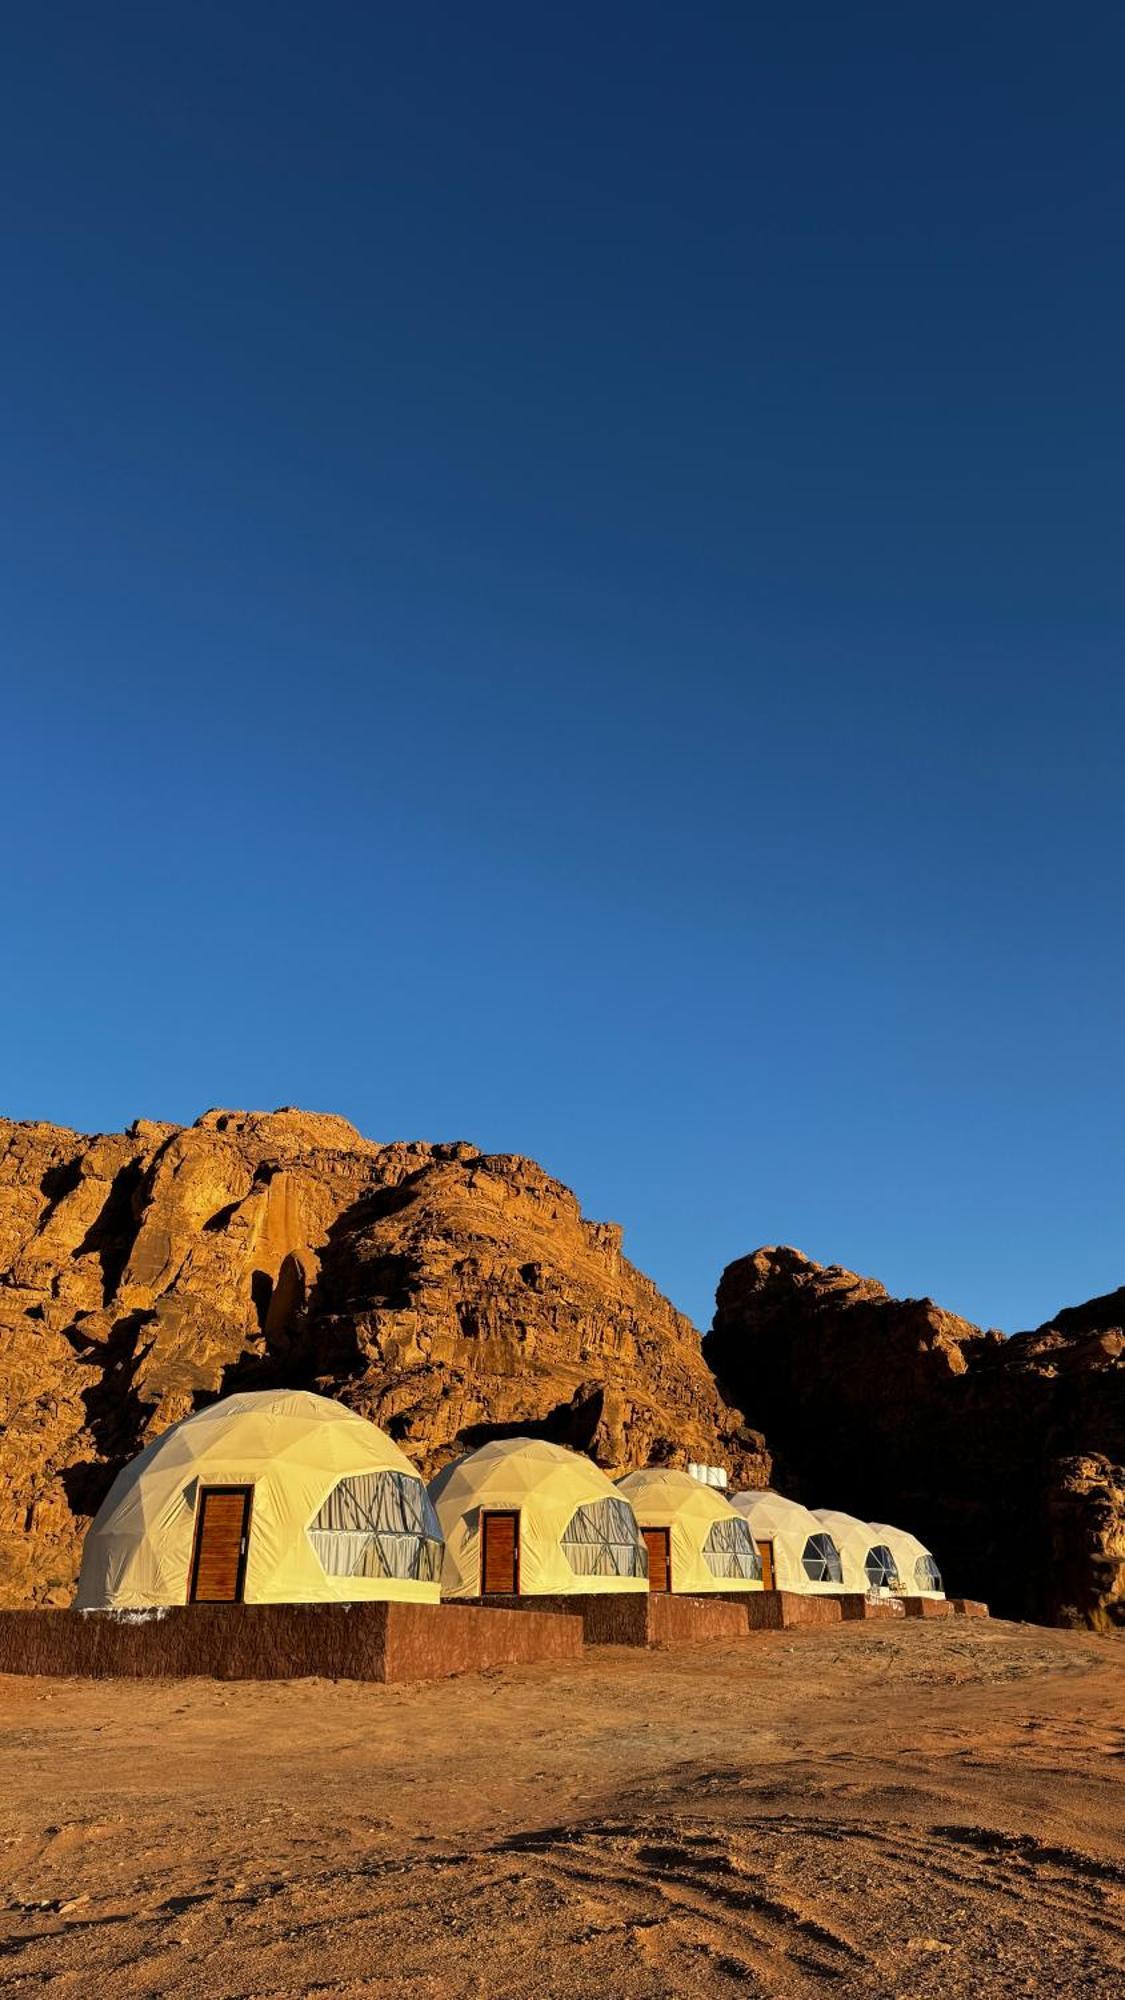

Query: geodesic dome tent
left=428, top=1437, right=650, bottom=1598
left=727, top=1489, right=845, bottom=1593
left=615, top=1467, right=763, bottom=1594
left=869, top=1521, right=945, bottom=1598
left=812, top=1508, right=904, bottom=1595
left=75, top=1388, right=443, bottom=1610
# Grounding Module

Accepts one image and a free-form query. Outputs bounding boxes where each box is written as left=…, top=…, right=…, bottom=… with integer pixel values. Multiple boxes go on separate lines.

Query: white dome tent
left=616, top=1467, right=763, bottom=1595
left=812, top=1509, right=904, bottom=1595
left=728, top=1490, right=845, bottom=1594
left=869, top=1521, right=945, bottom=1598
left=76, top=1389, right=444, bottom=1610
left=428, top=1438, right=649, bottom=1598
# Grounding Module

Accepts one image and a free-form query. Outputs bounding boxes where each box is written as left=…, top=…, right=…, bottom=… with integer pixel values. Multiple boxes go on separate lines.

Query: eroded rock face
left=704, top=1247, right=1125, bottom=1630
left=0, top=1110, right=768, bottom=1606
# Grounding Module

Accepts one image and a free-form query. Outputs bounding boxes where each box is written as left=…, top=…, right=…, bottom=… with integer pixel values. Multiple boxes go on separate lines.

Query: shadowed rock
left=704, top=1246, right=1125, bottom=1630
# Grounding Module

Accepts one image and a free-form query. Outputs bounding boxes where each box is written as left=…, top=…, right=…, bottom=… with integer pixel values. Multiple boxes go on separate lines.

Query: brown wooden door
left=480, top=1510, right=519, bottom=1595
left=758, top=1538, right=776, bottom=1591
left=642, top=1526, right=672, bottom=1593
left=188, top=1486, right=253, bottom=1603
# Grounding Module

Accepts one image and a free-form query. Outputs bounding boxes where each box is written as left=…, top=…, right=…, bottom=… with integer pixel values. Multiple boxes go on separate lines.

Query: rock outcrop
left=705, top=1247, right=1125, bottom=1630
left=0, top=1110, right=768, bottom=1607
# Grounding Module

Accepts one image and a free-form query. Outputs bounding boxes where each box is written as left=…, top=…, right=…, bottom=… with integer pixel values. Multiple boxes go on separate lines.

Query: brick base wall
left=0, top=1602, right=582, bottom=1684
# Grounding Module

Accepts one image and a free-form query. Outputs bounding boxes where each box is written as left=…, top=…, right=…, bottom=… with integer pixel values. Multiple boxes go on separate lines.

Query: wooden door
left=480, top=1510, right=520, bottom=1595
left=642, top=1526, right=672, bottom=1593
left=188, top=1486, right=253, bottom=1604
left=758, top=1538, right=776, bottom=1591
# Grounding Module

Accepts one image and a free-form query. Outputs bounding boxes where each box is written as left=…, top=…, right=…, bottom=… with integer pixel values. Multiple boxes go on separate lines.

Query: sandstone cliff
left=704, top=1247, right=1125, bottom=1630
left=0, top=1110, right=768, bottom=1607
left=9, top=1111, right=1118, bottom=1628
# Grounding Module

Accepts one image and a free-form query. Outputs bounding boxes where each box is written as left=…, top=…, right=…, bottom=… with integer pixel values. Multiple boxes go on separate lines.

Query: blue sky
left=3, top=5, right=1123, bottom=1335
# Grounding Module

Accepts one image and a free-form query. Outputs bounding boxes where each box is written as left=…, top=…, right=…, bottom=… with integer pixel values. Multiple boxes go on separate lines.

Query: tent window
left=561, top=1498, right=648, bottom=1579
left=914, top=1552, right=943, bottom=1592
left=864, top=1543, right=900, bottom=1590
left=309, top=1472, right=443, bottom=1583
left=702, top=1516, right=762, bottom=1581
left=802, top=1533, right=843, bottom=1583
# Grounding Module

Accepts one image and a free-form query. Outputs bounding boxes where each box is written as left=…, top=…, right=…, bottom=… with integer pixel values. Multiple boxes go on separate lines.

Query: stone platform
left=0, top=1601, right=583, bottom=1684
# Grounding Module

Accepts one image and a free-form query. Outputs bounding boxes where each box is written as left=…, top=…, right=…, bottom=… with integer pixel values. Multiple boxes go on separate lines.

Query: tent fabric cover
left=869, top=1520, right=945, bottom=1597
left=428, top=1438, right=650, bottom=1597
left=728, top=1489, right=845, bottom=1594
left=812, top=1508, right=901, bottom=1595
left=615, top=1468, right=763, bottom=1593
left=75, top=1388, right=442, bottom=1609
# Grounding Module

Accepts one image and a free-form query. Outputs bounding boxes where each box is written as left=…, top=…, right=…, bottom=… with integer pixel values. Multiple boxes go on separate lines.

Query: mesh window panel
left=915, top=1552, right=943, bottom=1592
left=561, top=1498, right=648, bottom=1579
left=864, top=1544, right=900, bottom=1590
left=702, top=1516, right=762, bottom=1581
left=802, top=1533, right=844, bottom=1583
left=309, top=1472, right=444, bottom=1583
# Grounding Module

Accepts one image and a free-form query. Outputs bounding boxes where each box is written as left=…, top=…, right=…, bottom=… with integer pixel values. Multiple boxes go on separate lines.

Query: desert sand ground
left=0, top=1619, right=1122, bottom=1998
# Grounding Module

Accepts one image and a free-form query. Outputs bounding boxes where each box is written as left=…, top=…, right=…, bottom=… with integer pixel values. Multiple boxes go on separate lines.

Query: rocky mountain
left=704, top=1247, right=1125, bottom=1630
left=4, top=1109, right=1121, bottom=1628
left=0, top=1109, right=768, bottom=1607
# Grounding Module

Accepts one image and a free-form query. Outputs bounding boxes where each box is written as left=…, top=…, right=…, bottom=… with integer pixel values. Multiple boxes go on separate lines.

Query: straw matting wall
left=0, top=1601, right=582, bottom=1683
left=737, top=1590, right=845, bottom=1631
left=465, top=1592, right=747, bottom=1646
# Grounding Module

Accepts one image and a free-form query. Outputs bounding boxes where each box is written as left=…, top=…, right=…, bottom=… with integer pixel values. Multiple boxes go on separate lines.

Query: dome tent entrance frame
left=76, top=1389, right=444, bottom=1610
left=480, top=1510, right=520, bottom=1595
left=187, top=1485, right=254, bottom=1603
left=428, top=1438, right=650, bottom=1598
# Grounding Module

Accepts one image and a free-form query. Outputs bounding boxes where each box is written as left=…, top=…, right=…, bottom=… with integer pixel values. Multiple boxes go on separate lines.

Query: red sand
left=0, top=1618, right=1121, bottom=1997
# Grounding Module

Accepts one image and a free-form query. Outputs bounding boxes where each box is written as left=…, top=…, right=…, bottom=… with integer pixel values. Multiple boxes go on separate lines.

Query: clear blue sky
left=3, top=5, right=1123, bottom=1336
